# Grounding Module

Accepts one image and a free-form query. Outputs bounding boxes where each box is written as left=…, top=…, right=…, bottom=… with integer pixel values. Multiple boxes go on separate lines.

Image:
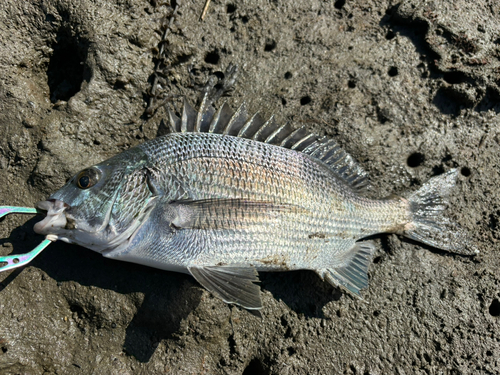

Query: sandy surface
left=0, top=0, right=499, bottom=374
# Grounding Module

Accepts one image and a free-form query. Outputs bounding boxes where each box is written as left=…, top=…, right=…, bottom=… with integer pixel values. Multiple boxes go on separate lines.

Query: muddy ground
left=0, top=0, right=499, bottom=374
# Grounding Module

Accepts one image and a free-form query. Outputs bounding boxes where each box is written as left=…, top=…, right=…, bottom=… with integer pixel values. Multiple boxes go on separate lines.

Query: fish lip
left=33, top=199, right=70, bottom=236
left=36, top=199, right=70, bottom=212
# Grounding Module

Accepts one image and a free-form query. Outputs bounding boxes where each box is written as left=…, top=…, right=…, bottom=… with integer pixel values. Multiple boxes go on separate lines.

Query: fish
left=31, top=75, right=476, bottom=310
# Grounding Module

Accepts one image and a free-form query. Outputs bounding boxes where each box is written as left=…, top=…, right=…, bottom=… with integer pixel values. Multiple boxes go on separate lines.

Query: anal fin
left=320, top=241, right=376, bottom=296
left=188, top=265, right=262, bottom=310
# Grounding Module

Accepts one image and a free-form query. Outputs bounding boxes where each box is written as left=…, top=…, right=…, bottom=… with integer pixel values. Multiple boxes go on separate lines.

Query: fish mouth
left=32, top=198, right=117, bottom=251
left=33, top=196, right=155, bottom=253
left=34, top=199, right=70, bottom=236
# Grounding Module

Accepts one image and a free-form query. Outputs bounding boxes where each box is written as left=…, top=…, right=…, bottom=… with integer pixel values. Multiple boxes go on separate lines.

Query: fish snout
left=34, top=199, right=70, bottom=235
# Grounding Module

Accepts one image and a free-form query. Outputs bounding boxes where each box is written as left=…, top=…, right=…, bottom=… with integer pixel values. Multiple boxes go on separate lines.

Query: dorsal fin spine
left=252, top=115, right=275, bottom=141
left=208, top=104, right=224, bottom=133
left=301, top=140, right=321, bottom=154
left=316, top=140, right=338, bottom=159
left=168, top=109, right=181, bottom=133
left=181, top=98, right=197, bottom=133
left=195, top=92, right=210, bottom=132
left=167, top=99, right=371, bottom=192
left=322, top=147, right=342, bottom=165
left=289, top=133, right=316, bottom=150
left=265, top=124, right=289, bottom=144
left=223, top=103, right=248, bottom=136
left=279, top=126, right=306, bottom=147
left=237, top=112, right=265, bottom=138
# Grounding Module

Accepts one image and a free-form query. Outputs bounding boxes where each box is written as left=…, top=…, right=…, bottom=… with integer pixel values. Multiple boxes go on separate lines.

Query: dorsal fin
left=209, top=103, right=233, bottom=134
left=195, top=89, right=215, bottom=133
left=181, top=98, right=197, bottom=133
left=224, top=103, right=249, bottom=136
left=167, top=109, right=181, bottom=133
left=252, top=115, right=278, bottom=142
left=237, top=112, right=266, bottom=138
left=165, top=99, right=370, bottom=191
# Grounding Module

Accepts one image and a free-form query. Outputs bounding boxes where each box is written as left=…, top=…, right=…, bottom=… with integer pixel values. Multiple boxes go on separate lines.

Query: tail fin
left=403, top=169, right=478, bottom=255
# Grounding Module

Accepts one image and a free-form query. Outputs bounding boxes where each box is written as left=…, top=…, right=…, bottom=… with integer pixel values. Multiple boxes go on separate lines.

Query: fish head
left=34, top=148, right=155, bottom=253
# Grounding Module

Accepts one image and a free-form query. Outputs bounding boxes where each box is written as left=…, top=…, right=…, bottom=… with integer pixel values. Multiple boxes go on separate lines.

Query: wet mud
left=0, top=0, right=499, bottom=374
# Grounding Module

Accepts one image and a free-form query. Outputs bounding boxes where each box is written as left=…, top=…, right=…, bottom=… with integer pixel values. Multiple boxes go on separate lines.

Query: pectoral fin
left=188, top=265, right=262, bottom=310
left=170, top=198, right=305, bottom=230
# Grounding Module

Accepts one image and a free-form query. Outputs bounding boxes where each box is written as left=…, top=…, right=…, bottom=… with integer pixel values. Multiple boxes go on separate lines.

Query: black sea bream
left=33, top=87, right=475, bottom=309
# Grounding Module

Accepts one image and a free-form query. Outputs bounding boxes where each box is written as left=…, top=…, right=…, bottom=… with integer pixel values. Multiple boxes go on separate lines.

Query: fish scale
left=17, top=77, right=475, bottom=310
left=129, top=133, right=397, bottom=270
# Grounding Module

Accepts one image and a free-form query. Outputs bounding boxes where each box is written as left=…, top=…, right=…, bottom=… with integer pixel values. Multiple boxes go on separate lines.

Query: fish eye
left=76, top=168, right=101, bottom=189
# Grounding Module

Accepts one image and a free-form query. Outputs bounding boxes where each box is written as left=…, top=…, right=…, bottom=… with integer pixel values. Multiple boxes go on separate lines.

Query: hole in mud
left=489, top=211, right=500, bottom=239
left=334, top=0, right=346, bottom=10
left=376, top=107, right=389, bottom=124
left=47, top=26, right=87, bottom=103
left=204, top=50, right=220, bottom=65
left=486, top=350, right=493, bottom=356
left=1, top=346, right=6, bottom=353
left=300, top=95, right=312, bottom=105
left=213, top=71, right=225, bottom=80
left=489, top=299, right=500, bottom=317
left=70, top=304, right=86, bottom=319
left=407, top=152, right=425, bottom=168
left=243, top=358, right=268, bottom=375
left=432, top=165, right=445, bottom=176
left=388, top=66, right=398, bottom=77
left=281, top=97, right=287, bottom=106
left=284, top=71, right=292, bottom=79
left=475, top=87, right=500, bottom=114
left=460, top=167, right=471, bottom=177
left=386, top=30, right=396, bottom=40
left=172, top=53, right=192, bottom=66
left=443, top=71, right=467, bottom=85
left=226, top=4, right=236, bottom=13
left=348, top=79, right=356, bottom=88
left=373, top=256, right=382, bottom=264
left=113, top=81, right=126, bottom=90
left=432, top=87, right=461, bottom=116
left=241, top=15, right=249, bottom=23
left=264, top=39, right=277, bottom=52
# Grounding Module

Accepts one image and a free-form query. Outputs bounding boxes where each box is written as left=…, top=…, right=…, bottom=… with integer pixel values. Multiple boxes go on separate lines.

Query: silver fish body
left=34, top=97, right=474, bottom=309
left=107, top=132, right=406, bottom=271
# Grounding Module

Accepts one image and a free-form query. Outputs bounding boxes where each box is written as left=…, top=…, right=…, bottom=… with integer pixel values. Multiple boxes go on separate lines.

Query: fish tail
left=403, top=169, right=478, bottom=255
